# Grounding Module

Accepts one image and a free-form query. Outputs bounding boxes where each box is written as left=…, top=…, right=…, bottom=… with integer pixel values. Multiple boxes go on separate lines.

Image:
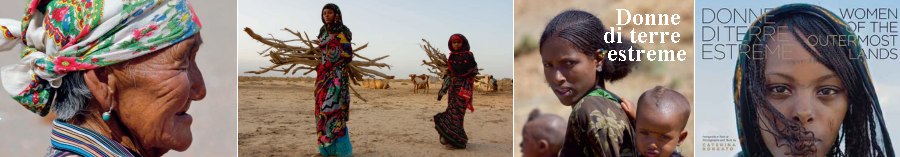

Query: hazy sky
left=238, top=0, right=514, bottom=79
left=695, top=0, right=900, bottom=156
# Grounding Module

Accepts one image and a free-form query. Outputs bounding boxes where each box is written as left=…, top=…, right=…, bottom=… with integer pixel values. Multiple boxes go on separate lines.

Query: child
left=521, top=109, right=567, bottom=157
left=635, top=86, right=691, bottom=157
left=435, top=34, right=478, bottom=149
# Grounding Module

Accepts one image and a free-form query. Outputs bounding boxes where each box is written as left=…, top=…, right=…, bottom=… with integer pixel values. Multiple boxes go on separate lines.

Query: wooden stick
left=243, top=27, right=396, bottom=102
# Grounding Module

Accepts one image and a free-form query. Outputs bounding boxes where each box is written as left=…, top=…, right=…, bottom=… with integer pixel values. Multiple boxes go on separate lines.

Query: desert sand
left=238, top=77, right=513, bottom=156
left=513, top=0, right=695, bottom=156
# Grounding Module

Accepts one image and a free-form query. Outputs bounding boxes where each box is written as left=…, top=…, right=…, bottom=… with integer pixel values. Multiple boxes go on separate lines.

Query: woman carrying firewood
left=435, top=34, right=478, bottom=149
left=315, top=3, right=354, bottom=157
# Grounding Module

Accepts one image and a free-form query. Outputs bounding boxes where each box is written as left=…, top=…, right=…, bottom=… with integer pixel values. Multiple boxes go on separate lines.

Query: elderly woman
left=733, top=4, right=893, bottom=157
left=0, top=0, right=205, bottom=156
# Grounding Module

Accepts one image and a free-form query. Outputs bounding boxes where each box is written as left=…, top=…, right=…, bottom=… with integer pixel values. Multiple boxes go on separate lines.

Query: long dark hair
left=539, top=10, right=641, bottom=88
left=733, top=4, right=893, bottom=157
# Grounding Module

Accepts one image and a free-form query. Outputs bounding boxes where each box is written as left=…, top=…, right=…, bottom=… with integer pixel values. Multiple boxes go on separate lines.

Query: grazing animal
left=409, top=74, right=430, bottom=93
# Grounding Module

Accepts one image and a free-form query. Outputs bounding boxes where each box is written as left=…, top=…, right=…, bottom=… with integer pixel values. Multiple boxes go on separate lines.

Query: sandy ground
left=0, top=0, right=238, bottom=156
left=513, top=0, right=695, bottom=156
left=238, top=77, right=513, bottom=156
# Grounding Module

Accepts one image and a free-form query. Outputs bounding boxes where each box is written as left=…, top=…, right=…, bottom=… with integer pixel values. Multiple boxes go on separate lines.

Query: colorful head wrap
left=733, top=3, right=893, bottom=156
left=0, top=0, right=202, bottom=116
left=317, top=3, right=351, bottom=41
left=447, top=34, right=476, bottom=77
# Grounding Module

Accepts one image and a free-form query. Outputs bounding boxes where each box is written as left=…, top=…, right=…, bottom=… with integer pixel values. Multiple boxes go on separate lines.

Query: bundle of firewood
left=418, top=39, right=484, bottom=81
left=243, top=27, right=394, bottom=102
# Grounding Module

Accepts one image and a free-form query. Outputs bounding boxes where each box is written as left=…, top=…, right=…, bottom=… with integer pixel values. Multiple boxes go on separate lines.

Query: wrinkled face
left=635, top=105, right=684, bottom=157
left=323, top=8, right=336, bottom=24
left=541, top=38, right=599, bottom=106
left=110, top=34, right=206, bottom=152
left=760, top=33, right=847, bottom=157
left=451, top=39, right=463, bottom=51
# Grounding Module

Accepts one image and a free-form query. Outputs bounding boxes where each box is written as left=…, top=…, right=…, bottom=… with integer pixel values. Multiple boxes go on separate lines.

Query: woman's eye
left=639, top=131, right=649, bottom=135
left=565, top=61, right=575, bottom=66
left=767, top=85, right=792, bottom=95
left=543, top=63, right=553, bottom=68
left=817, top=87, right=840, bottom=96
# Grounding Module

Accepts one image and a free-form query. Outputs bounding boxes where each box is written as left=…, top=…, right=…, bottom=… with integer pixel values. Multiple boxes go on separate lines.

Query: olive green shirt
left=560, top=89, right=637, bottom=157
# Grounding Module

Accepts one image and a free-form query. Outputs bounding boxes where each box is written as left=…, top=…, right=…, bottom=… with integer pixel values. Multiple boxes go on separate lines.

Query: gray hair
left=49, top=71, right=94, bottom=120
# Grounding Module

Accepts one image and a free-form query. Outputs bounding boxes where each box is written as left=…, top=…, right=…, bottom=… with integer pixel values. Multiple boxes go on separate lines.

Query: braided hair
left=539, top=10, right=641, bottom=87
left=734, top=4, right=893, bottom=157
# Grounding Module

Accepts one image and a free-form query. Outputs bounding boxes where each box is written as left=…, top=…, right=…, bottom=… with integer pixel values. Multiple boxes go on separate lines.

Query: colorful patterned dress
left=435, top=34, right=477, bottom=149
left=559, top=88, right=637, bottom=157
left=315, top=31, right=353, bottom=153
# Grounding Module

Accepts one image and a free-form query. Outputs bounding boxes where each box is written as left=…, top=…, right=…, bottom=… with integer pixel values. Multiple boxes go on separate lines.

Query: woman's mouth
left=175, top=111, right=193, bottom=124
left=175, top=104, right=193, bottom=124
left=555, top=88, right=572, bottom=97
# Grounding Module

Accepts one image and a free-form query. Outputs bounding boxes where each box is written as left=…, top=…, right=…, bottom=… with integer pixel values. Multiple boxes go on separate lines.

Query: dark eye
left=661, top=135, right=672, bottom=140
left=543, top=62, right=553, bottom=68
left=817, top=87, right=840, bottom=96
left=767, top=85, right=792, bottom=96
left=565, top=61, right=576, bottom=66
left=639, top=131, right=649, bottom=135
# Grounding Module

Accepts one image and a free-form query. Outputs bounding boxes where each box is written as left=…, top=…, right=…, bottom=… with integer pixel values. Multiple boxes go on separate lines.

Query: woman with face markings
left=315, top=3, right=355, bottom=157
left=0, top=0, right=205, bottom=156
left=434, top=33, right=478, bottom=149
left=733, top=3, right=894, bottom=157
left=538, top=10, right=642, bottom=157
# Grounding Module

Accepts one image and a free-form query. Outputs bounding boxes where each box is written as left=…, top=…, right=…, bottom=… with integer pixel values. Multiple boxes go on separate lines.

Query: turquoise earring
left=102, top=104, right=113, bottom=121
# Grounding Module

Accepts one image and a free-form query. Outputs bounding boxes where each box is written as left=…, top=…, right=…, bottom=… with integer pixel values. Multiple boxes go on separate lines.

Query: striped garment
left=45, top=120, right=139, bottom=157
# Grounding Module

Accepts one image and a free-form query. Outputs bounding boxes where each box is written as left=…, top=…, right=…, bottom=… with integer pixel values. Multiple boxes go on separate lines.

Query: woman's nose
left=790, top=94, right=815, bottom=125
left=189, top=62, right=207, bottom=101
left=554, top=69, right=566, bottom=85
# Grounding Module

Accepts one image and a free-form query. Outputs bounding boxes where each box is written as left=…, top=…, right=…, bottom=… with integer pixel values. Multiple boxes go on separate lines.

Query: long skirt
left=318, top=127, right=352, bottom=157
left=434, top=76, right=474, bottom=148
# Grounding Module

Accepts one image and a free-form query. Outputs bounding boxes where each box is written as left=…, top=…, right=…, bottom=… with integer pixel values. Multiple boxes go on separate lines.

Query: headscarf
left=447, top=34, right=476, bottom=77
left=317, top=3, right=351, bottom=41
left=0, top=0, right=202, bottom=117
left=733, top=3, right=892, bottom=157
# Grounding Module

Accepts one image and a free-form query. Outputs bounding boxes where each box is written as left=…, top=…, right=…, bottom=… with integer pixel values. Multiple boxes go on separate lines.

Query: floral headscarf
left=0, top=0, right=202, bottom=116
